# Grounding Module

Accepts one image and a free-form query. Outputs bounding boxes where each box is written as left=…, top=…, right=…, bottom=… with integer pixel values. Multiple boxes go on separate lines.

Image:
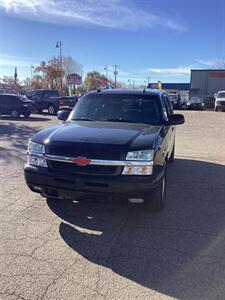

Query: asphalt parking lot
left=0, top=111, right=225, bottom=300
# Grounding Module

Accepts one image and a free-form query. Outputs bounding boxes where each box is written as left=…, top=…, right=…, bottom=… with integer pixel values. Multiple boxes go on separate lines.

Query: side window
left=8, top=96, right=17, bottom=105
left=43, top=91, right=51, bottom=100
left=31, top=91, right=42, bottom=100
left=165, top=96, right=173, bottom=115
left=161, top=95, right=169, bottom=121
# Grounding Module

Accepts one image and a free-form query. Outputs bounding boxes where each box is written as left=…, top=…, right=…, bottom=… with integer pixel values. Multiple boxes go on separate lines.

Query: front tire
left=48, top=105, right=56, bottom=115
left=169, top=143, right=175, bottom=163
left=145, top=166, right=167, bottom=212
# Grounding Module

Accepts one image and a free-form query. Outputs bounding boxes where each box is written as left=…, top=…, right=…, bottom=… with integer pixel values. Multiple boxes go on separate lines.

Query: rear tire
left=11, top=109, right=20, bottom=119
left=145, top=166, right=167, bottom=212
left=48, top=105, right=56, bottom=115
left=215, top=108, right=218, bottom=112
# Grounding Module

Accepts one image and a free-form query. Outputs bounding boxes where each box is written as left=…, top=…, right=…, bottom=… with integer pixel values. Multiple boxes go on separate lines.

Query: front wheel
left=145, top=167, right=167, bottom=212
left=169, top=143, right=175, bottom=163
left=48, top=105, right=56, bottom=115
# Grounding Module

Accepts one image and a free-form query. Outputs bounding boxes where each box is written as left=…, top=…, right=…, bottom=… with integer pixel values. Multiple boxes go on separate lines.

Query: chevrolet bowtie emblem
left=73, top=157, right=91, bottom=166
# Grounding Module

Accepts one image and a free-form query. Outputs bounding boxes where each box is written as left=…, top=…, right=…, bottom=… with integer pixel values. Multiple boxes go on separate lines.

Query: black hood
left=32, top=121, right=161, bottom=158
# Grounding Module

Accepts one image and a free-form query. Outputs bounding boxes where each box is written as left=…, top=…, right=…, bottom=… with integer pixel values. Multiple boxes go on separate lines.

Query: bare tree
left=63, top=56, right=83, bottom=77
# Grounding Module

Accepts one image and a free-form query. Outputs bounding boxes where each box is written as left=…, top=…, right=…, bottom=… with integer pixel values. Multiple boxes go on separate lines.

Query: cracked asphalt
left=0, top=110, right=225, bottom=300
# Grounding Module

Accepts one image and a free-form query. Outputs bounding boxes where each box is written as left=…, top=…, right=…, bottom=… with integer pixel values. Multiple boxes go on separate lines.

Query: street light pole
left=112, top=64, right=118, bottom=88
left=56, top=41, right=63, bottom=93
left=30, top=65, right=34, bottom=91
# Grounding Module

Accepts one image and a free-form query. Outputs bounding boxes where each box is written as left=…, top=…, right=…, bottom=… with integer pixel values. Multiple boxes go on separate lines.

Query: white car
left=215, top=91, right=225, bottom=111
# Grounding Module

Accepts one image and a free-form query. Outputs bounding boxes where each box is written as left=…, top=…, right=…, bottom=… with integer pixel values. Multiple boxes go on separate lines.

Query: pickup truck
left=24, top=89, right=185, bottom=212
left=27, top=89, right=60, bottom=115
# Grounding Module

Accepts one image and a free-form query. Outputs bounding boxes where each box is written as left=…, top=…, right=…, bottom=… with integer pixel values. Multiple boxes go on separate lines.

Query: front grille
left=48, top=161, right=119, bottom=176
left=47, top=142, right=123, bottom=160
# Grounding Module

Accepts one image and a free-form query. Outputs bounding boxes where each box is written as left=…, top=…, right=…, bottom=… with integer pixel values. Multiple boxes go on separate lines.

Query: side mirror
left=168, top=114, right=185, bottom=125
left=57, top=110, right=70, bottom=121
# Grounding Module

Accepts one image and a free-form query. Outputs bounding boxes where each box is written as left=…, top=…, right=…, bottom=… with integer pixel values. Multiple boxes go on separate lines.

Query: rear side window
left=0, top=95, right=7, bottom=104
left=43, top=90, right=58, bottom=99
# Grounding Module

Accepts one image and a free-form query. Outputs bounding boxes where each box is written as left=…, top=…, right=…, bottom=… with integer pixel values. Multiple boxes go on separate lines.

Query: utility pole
left=30, top=65, right=34, bottom=91
left=112, top=64, right=119, bottom=88
left=56, top=41, right=63, bottom=93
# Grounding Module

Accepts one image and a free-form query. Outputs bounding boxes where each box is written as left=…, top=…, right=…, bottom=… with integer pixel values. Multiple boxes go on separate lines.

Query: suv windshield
left=217, top=92, right=225, bottom=98
left=69, top=94, right=161, bottom=125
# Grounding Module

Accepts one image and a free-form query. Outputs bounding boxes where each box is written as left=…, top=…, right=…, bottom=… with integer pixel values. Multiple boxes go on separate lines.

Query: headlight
left=28, top=141, right=45, bottom=154
left=27, top=141, right=47, bottom=167
left=27, top=155, right=48, bottom=167
left=126, top=150, right=154, bottom=161
left=122, top=150, right=154, bottom=175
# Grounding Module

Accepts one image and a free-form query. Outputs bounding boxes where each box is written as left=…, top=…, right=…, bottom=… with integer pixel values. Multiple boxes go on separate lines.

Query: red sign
left=67, top=73, right=82, bottom=85
left=209, top=72, right=225, bottom=78
left=73, top=157, right=91, bottom=166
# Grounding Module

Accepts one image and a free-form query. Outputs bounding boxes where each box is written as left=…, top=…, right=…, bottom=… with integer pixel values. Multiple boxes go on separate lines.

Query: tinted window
left=43, top=90, right=58, bottom=99
left=0, top=95, right=7, bottom=104
left=161, top=95, right=169, bottom=121
left=31, top=91, right=42, bottom=100
left=165, top=96, right=173, bottom=115
left=69, top=94, right=161, bottom=125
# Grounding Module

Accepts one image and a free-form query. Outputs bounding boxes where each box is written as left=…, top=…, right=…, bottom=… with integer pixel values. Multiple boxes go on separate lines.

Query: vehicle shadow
left=47, top=159, right=225, bottom=299
left=0, top=123, right=39, bottom=163
left=0, top=116, right=52, bottom=122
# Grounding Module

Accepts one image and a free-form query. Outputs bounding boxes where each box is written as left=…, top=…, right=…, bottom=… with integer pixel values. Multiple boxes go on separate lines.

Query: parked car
left=214, top=91, right=225, bottom=111
left=58, top=95, right=79, bottom=111
left=27, top=89, right=60, bottom=115
left=185, top=97, right=204, bottom=110
left=203, top=96, right=215, bottom=110
left=24, top=89, right=185, bottom=212
left=168, top=93, right=182, bottom=109
left=0, top=94, right=33, bottom=118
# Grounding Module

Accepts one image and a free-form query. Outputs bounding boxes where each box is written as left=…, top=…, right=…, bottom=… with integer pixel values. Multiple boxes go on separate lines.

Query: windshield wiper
left=72, top=117, right=95, bottom=121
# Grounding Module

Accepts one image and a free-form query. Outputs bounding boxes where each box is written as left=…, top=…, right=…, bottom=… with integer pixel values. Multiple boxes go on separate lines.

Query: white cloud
left=146, top=66, right=191, bottom=76
left=0, top=53, right=35, bottom=67
left=0, top=0, right=187, bottom=31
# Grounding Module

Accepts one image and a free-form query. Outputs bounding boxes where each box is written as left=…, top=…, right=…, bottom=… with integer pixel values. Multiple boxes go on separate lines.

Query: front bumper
left=215, top=104, right=225, bottom=111
left=24, top=164, right=164, bottom=201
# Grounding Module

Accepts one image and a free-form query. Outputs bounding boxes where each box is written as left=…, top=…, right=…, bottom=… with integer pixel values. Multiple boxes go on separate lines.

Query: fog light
left=128, top=198, right=144, bottom=204
left=122, top=165, right=153, bottom=175
left=32, top=185, right=42, bottom=192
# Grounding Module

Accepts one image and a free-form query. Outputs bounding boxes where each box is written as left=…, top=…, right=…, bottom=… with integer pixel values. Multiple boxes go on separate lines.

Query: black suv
left=0, top=94, right=33, bottom=118
left=27, top=89, right=59, bottom=115
left=24, top=89, right=185, bottom=212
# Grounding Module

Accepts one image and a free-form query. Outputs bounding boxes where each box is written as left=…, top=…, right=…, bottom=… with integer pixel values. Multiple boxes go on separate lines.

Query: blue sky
left=0, top=0, right=225, bottom=84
